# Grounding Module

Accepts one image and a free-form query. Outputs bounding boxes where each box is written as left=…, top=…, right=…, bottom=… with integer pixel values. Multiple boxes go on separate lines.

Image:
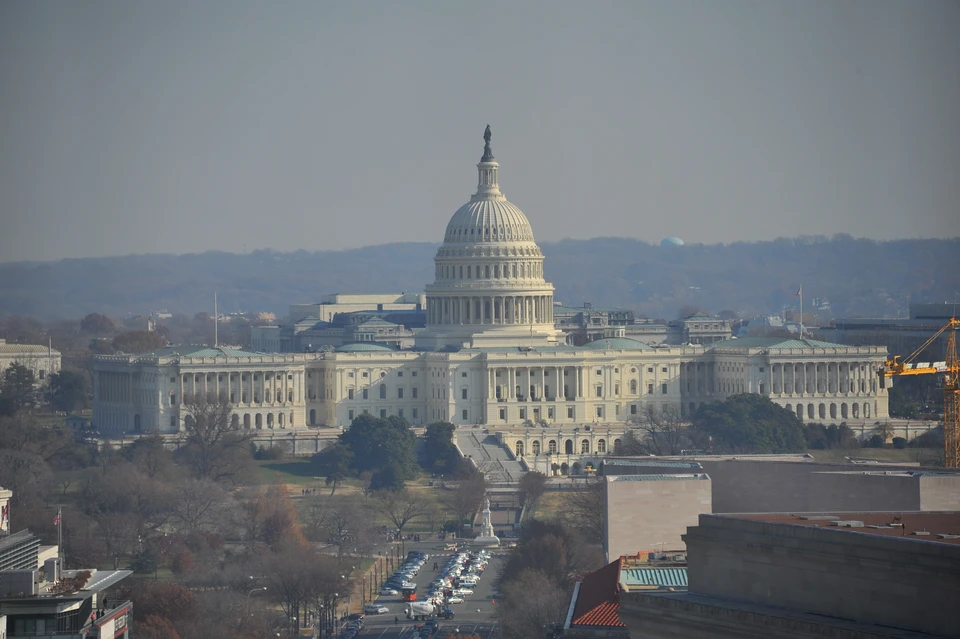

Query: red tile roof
left=571, top=557, right=627, bottom=628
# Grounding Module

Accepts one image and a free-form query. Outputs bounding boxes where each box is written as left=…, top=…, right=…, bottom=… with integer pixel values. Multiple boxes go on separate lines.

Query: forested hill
left=1, top=236, right=957, bottom=321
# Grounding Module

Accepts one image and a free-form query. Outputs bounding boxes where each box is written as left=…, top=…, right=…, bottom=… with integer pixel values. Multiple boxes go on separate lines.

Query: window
left=412, top=387, right=418, bottom=399
left=362, top=388, right=368, bottom=399
left=170, top=376, right=176, bottom=383
left=348, top=409, right=355, bottom=420
left=662, top=367, right=667, bottom=373
left=462, top=409, right=468, bottom=420
left=661, top=383, right=668, bottom=394
left=630, top=404, right=637, bottom=415
left=169, top=394, right=176, bottom=406
left=630, top=380, right=637, bottom=394
left=462, top=388, right=468, bottom=400
left=412, top=371, right=417, bottom=377
left=567, top=407, right=574, bottom=419
left=519, top=408, right=526, bottom=419
left=380, top=409, right=387, bottom=418
left=381, top=371, right=387, bottom=378
left=759, top=367, right=765, bottom=373
left=648, top=383, right=654, bottom=394
left=379, top=384, right=387, bottom=399
left=596, top=386, right=602, bottom=397
left=412, top=408, right=418, bottom=419
left=548, top=407, right=555, bottom=419
left=647, top=367, right=653, bottom=373
left=500, top=408, right=506, bottom=420
left=549, top=440, right=558, bottom=454
left=461, top=372, right=467, bottom=377
left=596, top=369, right=603, bottom=376
left=596, top=407, right=603, bottom=418
left=597, top=439, right=606, bottom=453
left=615, top=383, right=620, bottom=395
left=362, top=372, right=368, bottom=378
left=348, top=389, right=354, bottom=400
left=398, top=371, right=403, bottom=377
left=242, top=392, right=248, bottom=403
left=348, top=372, right=354, bottom=378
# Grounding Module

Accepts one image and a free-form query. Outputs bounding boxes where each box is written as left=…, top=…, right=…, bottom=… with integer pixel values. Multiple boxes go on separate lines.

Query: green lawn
left=254, top=458, right=327, bottom=486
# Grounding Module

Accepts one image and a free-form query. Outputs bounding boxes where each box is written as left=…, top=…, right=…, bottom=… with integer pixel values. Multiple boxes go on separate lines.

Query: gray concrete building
left=619, top=511, right=960, bottom=638
left=603, top=474, right=712, bottom=562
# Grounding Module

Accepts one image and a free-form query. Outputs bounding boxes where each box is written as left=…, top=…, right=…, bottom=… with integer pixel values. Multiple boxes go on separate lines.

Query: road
left=355, top=545, right=504, bottom=639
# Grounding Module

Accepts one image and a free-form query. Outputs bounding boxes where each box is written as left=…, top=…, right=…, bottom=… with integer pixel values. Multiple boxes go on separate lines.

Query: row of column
left=769, top=361, right=879, bottom=396
left=180, top=369, right=304, bottom=406
left=95, top=371, right=133, bottom=403
left=436, top=261, right=543, bottom=281
left=427, top=294, right=553, bottom=326
left=486, top=366, right=587, bottom=401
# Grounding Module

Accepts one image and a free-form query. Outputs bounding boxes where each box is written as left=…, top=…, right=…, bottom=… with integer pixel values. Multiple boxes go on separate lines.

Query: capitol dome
left=416, top=126, right=562, bottom=350
left=443, top=198, right=535, bottom=244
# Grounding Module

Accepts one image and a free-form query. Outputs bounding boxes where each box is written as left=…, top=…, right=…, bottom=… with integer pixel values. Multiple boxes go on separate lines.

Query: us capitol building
left=92, top=128, right=889, bottom=441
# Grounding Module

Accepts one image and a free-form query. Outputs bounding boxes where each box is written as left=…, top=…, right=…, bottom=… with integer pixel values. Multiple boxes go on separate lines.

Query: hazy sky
left=2, top=1, right=959, bottom=262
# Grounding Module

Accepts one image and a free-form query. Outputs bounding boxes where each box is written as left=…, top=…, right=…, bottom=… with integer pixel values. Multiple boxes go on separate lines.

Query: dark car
left=347, top=613, right=364, bottom=622
left=440, top=608, right=455, bottom=620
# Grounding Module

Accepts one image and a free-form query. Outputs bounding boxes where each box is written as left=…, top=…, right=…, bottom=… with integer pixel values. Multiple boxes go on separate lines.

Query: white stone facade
left=91, top=129, right=890, bottom=434
left=0, top=339, right=61, bottom=383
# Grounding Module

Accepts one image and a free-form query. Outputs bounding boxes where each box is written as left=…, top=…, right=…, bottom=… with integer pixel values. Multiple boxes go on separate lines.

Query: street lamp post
left=241, top=586, right=266, bottom=631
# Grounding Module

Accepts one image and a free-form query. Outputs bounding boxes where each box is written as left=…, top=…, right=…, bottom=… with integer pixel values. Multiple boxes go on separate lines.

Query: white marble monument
left=474, top=496, right=500, bottom=547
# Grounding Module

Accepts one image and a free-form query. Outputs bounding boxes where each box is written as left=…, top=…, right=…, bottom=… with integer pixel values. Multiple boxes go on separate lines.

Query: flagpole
left=799, top=286, right=804, bottom=341
left=57, top=506, right=63, bottom=570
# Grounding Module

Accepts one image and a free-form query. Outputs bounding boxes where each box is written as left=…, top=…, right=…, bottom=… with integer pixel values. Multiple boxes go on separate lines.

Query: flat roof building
left=620, top=511, right=960, bottom=638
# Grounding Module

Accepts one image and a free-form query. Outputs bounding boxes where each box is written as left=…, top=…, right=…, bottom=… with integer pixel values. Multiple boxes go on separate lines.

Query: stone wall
left=604, top=475, right=711, bottom=560
left=683, top=515, right=960, bottom=637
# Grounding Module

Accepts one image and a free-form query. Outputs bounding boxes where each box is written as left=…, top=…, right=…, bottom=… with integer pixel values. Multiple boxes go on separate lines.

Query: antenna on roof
left=214, top=292, right=219, bottom=348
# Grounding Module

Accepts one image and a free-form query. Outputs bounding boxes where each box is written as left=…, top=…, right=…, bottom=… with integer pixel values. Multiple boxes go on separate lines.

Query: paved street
left=356, top=545, right=505, bottom=639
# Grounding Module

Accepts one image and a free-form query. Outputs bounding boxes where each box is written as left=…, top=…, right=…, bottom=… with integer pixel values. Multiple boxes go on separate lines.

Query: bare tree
left=561, top=478, right=605, bottom=545
left=629, top=403, right=688, bottom=455
left=180, top=392, right=253, bottom=482
left=444, top=472, right=487, bottom=538
left=517, top=471, right=547, bottom=513
left=172, top=478, right=231, bottom=532
left=496, top=569, right=569, bottom=639
left=377, top=489, right=430, bottom=546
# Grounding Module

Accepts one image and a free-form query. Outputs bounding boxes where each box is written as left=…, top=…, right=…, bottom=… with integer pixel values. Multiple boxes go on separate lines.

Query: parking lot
left=354, top=547, right=505, bottom=639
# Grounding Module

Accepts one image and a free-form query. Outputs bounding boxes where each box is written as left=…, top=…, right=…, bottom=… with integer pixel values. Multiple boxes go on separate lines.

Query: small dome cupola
left=476, top=124, right=500, bottom=198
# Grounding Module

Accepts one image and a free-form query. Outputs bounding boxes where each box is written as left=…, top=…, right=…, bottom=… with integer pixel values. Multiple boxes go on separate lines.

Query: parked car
left=364, top=604, right=390, bottom=614
left=380, top=587, right=399, bottom=596
left=446, top=596, right=464, bottom=604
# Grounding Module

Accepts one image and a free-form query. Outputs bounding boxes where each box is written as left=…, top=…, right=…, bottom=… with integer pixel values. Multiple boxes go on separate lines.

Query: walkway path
left=455, top=429, right=525, bottom=484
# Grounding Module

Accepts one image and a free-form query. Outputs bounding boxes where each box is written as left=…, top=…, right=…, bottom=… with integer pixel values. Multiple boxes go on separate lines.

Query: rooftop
left=727, top=512, right=960, bottom=545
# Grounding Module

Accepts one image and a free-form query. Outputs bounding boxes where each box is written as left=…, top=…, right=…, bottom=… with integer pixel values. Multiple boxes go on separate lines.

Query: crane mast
left=878, top=318, right=960, bottom=468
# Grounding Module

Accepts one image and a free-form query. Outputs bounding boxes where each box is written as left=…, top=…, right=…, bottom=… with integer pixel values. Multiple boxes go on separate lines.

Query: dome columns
left=427, top=293, right=554, bottom=326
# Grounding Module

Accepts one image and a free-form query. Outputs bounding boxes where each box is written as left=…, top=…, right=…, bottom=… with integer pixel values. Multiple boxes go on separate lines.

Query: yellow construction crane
left=878, top=317, right=959, bottom=467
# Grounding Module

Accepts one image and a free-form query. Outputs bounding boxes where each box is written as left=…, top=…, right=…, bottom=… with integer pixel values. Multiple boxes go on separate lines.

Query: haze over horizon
left=2, top=0, right=959, bottom=263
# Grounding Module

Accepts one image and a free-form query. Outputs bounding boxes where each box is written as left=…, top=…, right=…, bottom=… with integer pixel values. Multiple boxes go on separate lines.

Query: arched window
left=630, top=380, right=638, bottom=394
left=548, top=440, right=558, bottom=454
left=380, top=384, right=387, bottom=399
left=230, top=414, right=239, bottom=429
left=580, top=439, right=590, bottom=454
left=267, top=413, right=274, bottom=428
left=597, top=439, right=606, bottom=453
left=565, top=439, right=574, bottom=454
left=830, top=404, right=837, bottom=419
left=243, top=414, right=251, bottom=429
left=841, top=403, right=848, bottom=419
left=255, top=414, right=263, bottom=429
left=819, top=403, right=826, bottom=419
left=532, top=440, right=541, bottom=455
left=278, top=413, right=285, bottom=427
left=276, top=389, right=282, bottom=402
left=807, top=404, right=815, bottom=419
left=515, top=441, right=524, bottom=457
left=796, top=404, right=803, bottom=419
left=613, top=438, right=622, bottom=453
